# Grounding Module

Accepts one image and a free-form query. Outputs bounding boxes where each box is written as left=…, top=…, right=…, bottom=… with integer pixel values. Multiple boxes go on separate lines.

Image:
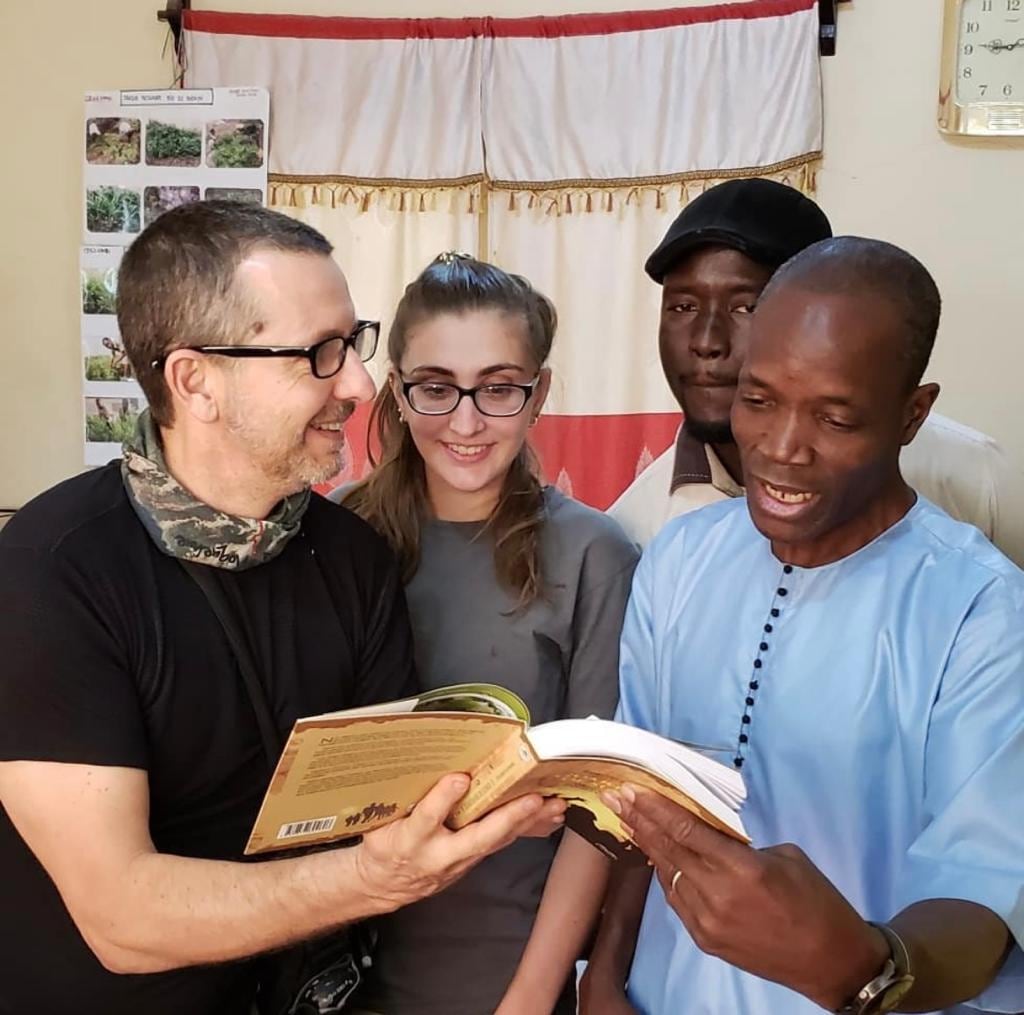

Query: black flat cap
left=645, top=178, right=833, bottom=284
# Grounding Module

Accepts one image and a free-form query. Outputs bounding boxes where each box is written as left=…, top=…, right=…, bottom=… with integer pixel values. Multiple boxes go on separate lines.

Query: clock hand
left=981, top=37, right=1024, bottom=53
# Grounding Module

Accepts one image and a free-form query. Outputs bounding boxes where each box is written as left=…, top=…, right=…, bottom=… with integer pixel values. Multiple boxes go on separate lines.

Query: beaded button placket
left=733, top=563, right=794, bottom=770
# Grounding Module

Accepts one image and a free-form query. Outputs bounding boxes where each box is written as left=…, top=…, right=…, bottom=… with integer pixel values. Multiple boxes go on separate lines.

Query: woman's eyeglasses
left=401, top=377, right=539, bottom=418
left=151, top=320, right=380, bottom=379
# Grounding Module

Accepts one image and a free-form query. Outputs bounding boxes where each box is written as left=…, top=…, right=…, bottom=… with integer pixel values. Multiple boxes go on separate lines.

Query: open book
left=245, top=683, right=748, bottom=861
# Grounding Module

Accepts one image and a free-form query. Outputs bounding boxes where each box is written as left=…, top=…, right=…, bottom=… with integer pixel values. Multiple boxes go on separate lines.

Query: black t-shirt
left=0, top=464, right=416, bottom=1015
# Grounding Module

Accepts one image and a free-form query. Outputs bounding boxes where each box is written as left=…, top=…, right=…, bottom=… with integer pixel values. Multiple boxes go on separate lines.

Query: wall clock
left=939, top=0, right=1024, bottom=135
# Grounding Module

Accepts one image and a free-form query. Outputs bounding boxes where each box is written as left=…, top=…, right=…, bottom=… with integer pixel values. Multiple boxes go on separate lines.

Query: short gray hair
left=117, top=200, right=333, bottom=425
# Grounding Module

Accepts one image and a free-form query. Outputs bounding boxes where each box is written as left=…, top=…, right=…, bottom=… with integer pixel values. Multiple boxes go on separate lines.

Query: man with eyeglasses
left=0, top=201, right=561, bottom=1015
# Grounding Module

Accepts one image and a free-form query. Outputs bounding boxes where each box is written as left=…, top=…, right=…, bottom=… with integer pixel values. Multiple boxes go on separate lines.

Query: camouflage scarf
left=121, top=409, right=309, bottom=571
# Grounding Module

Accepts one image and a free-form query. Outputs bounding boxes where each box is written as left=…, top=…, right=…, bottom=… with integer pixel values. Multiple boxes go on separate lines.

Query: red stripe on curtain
left=317, top=407, right=680, bottom=511
left=529, top=412, right=680, bottom=509
left=497, top=0, right=814, bottom=38
left=184, top=1, right=815, bottom=42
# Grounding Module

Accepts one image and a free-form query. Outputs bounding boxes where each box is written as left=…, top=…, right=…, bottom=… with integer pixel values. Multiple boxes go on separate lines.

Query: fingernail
left=554, top=814, right=566, bottom=825
left=621, top=784, right=637, bottom=805
left=621, top=822, right=635, bottom=838
left=601, top=791, right=622, bottom=815
left=452, top=774, right=470, bottom=791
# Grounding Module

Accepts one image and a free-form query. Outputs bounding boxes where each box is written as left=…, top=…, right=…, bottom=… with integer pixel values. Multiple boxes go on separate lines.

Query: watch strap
left=867, top=922, right=912, bottom=979
left=836, top=923, right=915, bottom=1015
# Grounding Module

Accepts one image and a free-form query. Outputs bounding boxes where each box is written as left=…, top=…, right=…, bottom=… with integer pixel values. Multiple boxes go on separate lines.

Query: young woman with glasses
left=339, top=253, right=639, bottom=1015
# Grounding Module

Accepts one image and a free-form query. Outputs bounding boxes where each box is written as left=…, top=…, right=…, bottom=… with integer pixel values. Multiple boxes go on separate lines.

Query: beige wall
left=1, top=0, right=1021, bottom=508
left=0, top=2, right=172, bottom=509
left=817, top=2, right=1024, bottom=464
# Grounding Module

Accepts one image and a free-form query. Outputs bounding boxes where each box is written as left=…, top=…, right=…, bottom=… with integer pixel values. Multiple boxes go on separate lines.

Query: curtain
left=184, top=0, right=821, bottom=506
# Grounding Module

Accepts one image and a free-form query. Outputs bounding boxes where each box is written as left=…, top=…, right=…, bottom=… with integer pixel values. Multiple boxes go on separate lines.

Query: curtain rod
left=820, top=0, right=852, bottom=57
left=156, top=1, right=843, bottom=56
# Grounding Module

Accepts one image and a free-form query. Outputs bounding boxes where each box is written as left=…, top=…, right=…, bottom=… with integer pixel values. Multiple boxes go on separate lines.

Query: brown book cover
left=244, top=685, right=748, bottom=859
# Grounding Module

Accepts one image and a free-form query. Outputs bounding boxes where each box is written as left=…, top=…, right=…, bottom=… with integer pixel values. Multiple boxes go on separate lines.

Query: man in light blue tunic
left=585, top=237, right=1024, bottom=1015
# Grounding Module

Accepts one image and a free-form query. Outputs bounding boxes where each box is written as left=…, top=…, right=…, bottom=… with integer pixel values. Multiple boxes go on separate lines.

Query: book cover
left=244, top=684, right=747, bottom=858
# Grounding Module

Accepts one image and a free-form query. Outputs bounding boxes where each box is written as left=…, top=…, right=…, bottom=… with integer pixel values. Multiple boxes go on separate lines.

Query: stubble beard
left=224, top=404, right=345, bottom=496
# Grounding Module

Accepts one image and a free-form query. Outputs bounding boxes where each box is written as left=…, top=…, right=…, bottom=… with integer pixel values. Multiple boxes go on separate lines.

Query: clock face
left=956, top=0, right=1024, bottom=103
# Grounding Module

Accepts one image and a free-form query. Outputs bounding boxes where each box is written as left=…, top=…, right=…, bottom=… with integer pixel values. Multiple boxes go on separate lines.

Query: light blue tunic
left=617, top=496, right=1024, bottom=1014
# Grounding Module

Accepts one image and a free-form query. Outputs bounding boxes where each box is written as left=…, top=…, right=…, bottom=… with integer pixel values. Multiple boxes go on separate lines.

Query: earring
left=529, top=415, right=540, bottom=428
left=398, top=407, right=407, bottom=424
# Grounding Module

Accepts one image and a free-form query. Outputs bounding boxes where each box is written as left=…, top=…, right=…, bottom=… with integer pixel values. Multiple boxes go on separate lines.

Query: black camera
left=287, top=952, right=361, bottom=1015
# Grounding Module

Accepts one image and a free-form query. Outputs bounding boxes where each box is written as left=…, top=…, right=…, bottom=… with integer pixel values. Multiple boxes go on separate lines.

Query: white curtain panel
left=483, top=1, right=821, bottom=185
left=184, top=2, right=821, bottom=184
left=487, top=189, right=678, bottom=417
left=185, top=13, right=485, bottom=183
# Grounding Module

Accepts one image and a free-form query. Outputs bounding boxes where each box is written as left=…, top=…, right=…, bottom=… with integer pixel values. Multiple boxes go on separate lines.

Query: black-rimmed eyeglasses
left=401, top=377, right=539, bottom=417
left=151, top=320, right=380, bottom=379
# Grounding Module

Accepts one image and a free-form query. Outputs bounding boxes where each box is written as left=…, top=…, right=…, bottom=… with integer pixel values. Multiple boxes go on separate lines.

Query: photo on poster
left=83, top=89, right=269, bottom=247
left=206, top=119, right=265, bottom=168
left=85, top=396, right=141, bottom=444
left=205, top=187, right=263, bottom=204
left=86, top=186, right=141, bottom=235
left=81, top=265, right=118, bottom=315
left=85, top=117, right=141, bottom=165
left=83, top=327, right=133, bottom=383
left=144, top=185, right=201, bottom=226
left=145, top=119, right=203, bottom=167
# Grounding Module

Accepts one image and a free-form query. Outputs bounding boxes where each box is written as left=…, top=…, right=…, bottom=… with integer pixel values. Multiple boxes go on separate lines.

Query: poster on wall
left=81, top=245, right=139, bottom=466
left=80, top=86, right=269, bottom=466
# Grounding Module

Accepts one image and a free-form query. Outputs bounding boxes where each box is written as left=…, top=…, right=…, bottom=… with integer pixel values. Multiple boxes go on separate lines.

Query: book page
left=316, top=682, right=530, bottom=723
left=245, top=713, right=518, bottom=855
left=476, top=756, right=749, bottom=863
left=528, top=718, right=746, bottom=822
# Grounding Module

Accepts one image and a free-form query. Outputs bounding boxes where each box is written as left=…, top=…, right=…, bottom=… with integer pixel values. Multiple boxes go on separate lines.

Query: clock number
left=1009, top=0, right=1021, bottom=11
left=963, top=66, right=974, bottom=78
left=966, top=21, right=980, bottom=33
left=964, top=42, right=975, bottom=54
left=979, top=83, right=989, bottom=95
left=983, top=0, right=993, bottom=10
left=1005, top=83, right=1015, bottom=96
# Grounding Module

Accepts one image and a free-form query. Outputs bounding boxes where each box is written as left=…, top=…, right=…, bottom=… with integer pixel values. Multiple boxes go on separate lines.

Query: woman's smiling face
left=394, top=309, right=550, bottom=520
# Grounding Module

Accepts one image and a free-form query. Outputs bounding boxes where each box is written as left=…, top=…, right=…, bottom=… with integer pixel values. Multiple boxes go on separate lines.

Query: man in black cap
left=609, top=178, right=1024, bottom=563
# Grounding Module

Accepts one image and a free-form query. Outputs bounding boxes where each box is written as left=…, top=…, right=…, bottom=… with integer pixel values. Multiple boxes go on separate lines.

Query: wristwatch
left=835, top=922, right=915, bottom=1015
